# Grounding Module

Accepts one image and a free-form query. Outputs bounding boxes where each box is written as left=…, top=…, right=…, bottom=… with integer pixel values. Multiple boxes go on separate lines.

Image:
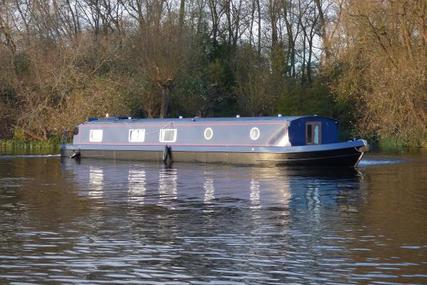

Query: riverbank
left=373, top=137, right=427, bottom=153
left=0, top=140, right=60, bottom=155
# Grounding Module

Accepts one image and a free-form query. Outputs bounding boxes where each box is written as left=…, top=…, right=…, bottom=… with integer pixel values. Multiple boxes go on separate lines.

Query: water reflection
left=66, top=160, right=364, bottom=212
left=0, top=156, right=426, bottom=284
left=203, top=173, right=215, bottom=204
left=306, top=181, right=321, bottom=220
left=249, top=179, right=261, bottom=209
left=88, top=166, right=103, bottom=199
left=158, top=167, right=177, bottom=207
left=128, top=168, right=146, bottom=204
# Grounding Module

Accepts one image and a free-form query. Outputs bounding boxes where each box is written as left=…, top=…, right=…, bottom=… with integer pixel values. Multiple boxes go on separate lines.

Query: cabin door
left=306, top=122, right=321, bottom=145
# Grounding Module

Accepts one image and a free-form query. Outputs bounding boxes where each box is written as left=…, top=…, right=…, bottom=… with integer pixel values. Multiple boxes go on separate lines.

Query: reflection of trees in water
left=348, top=162, right=427, bottom=274
left=0, top=158, right=96, bottom=258
left=14, top=159, right=93, bottom=228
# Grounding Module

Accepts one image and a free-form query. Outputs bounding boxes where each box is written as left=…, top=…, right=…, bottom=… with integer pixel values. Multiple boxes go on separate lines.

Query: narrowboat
left=61, top=115, right=369, bottom=167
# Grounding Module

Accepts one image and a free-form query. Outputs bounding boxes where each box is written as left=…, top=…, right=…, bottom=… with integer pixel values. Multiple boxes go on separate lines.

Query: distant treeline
left=0, top=0, right=425, bottom=146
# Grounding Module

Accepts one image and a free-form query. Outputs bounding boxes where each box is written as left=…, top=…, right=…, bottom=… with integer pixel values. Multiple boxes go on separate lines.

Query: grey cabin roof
left=83, top=115, right=336, bottom=125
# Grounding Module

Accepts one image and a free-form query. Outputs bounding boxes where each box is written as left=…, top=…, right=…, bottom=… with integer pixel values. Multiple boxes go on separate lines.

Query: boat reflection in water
left=62, top=159, right=367, bottom=283
left=88, top=166, right=104, bottom=199
left=128, top=168, right=146, bottom=204
left=65, top=159, right=363, bottom=214
left=203, top=173, right=215, bottom=205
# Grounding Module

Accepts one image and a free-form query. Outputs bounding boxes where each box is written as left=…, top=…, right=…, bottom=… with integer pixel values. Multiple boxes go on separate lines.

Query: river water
left=0, top=153, right=426, bottom=284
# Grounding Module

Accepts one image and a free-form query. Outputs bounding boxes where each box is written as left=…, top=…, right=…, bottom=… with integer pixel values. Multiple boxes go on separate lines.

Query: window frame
left=128, top=128, right=146, bottom=143
left=305, top=122, right=322, bottom=145
left=159, top=128, right=177, bottom=143
left=89, top=129, right=103, bottom=142
left=250, top=127, right=261, bottom=141
left=204, top=127, right=214, bottom=141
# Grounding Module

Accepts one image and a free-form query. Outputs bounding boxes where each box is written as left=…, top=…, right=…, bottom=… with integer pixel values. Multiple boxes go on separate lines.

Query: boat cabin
left=72, top=115, right=339, bottom=148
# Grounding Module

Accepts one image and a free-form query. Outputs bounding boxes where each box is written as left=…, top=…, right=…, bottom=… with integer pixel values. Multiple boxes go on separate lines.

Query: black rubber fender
left=70, top=150, right=81, bottom=160
left=162, top=145, right=173, bottom=166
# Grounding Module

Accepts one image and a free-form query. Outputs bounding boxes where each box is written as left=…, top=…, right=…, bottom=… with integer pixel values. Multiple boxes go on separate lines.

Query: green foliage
left=277, top=80, right=335, bottom=117
left=171, top=73, right=207, bottom=117
left=12, top=128, right=26, bottom=142
left=377, top=137, right=410, bottom=152
left=204, top=44, right=238, bottom=116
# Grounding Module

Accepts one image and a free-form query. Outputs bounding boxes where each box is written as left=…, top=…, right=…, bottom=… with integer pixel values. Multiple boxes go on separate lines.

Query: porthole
left=204, top=127, right=214, bottom=140
left=250, top=127, right=260, bottom=141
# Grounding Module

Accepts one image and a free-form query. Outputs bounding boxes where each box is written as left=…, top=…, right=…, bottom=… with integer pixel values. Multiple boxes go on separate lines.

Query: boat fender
left=162, top=145, right=173, bottom=166
left=71, top=150, right=81, bottom=160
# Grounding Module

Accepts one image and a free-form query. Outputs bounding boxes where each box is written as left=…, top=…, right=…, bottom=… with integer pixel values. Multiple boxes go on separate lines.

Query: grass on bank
left=369, top=136, right=426, bottom=153
left=0, top=139, right=61, bottom=155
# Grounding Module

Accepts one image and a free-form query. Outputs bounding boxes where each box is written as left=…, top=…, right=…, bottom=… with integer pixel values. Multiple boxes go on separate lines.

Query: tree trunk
left=257, top=0, right=261, bottom=55
left=159, top=87, right=169, bottom=118
left=249, top=0, right=256, bottom=47
left=159, top=80, right=174, bottom=118
left=314, top=0, right=330, bottom=62
left=179, top=0, right=185, bottom=30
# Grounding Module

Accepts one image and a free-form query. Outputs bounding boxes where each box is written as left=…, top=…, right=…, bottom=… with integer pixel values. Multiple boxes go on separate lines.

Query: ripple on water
left=358, top=157, right=403, bottom=167
left=0, top=177, right=34, bottom=189
left=0, top=154, right=60, bottom=159
left=0, top=157, right=426, bottom=284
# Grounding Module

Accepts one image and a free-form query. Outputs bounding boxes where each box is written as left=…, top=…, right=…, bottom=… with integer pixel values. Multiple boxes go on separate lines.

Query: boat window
left=89, top=129, right=103, bottom=142
left=159, top=129, right=177, bottom=143
left=204, top=128, right=214, bottom=140
left=250, top=127, right=260, bottom=141
left=129, top=129, right=145, bottom=142
left=306, top=122, right=321, bottom=144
